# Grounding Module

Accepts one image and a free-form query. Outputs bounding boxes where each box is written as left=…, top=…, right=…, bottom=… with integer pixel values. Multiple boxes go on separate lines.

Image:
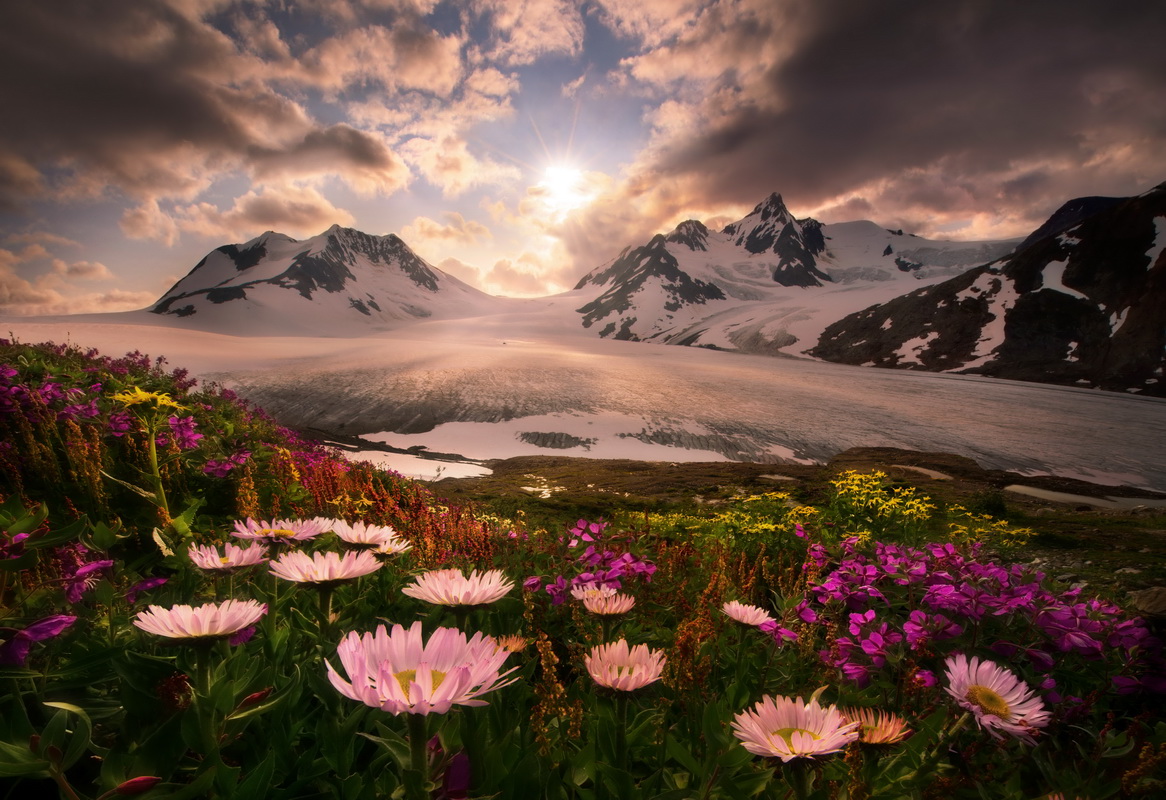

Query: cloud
left=402, top=213, right=491, bottom=245
left=0, top=0, right=299, bottom=202
left=122, top=185, right=357, bottom=244
left=484, top=256, right=559, bottom=296
left=250, top=125, right=411, bottom=195
left=4, top=232, right=83, bottom=249
left=0, top=1, right=435, bottom=220
left=592, top=0, right=706, bottom=48
left=471, top=0, right=586, bottom=65
left=120, top=200, right=181, bottom=247
left=401, top=135, right=522, bottom=196
left=435, top=256, right=484, bottom=286
left=628, top=0, right=1166, bottom=237
left=52, top=260, right=114, bottom=280
left=0, top=246, right=148, bottom=315
left=289, top=22, right=465, bottom=96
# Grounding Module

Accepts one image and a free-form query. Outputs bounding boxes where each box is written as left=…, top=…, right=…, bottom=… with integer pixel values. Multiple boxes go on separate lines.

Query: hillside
left=810, top=183, right=1166, bottom=395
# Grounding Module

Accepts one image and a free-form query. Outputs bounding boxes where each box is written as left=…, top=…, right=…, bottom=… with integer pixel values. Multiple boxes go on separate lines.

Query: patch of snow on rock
left=1145, top=216, right=1166, bottom=270
left=1041, top=260, right=1088, bottom=301
left=959, top=269, right=1020, bottom=370
left=895, top=331, right=940, bottom=366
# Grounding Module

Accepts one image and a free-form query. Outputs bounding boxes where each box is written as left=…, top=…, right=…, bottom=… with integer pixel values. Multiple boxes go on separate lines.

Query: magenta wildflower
left=126, top=577, right=168, bottom=604
left=65, top=559, right=114, bottom=602
left=0, top=615, right=77, bottom=666
left=167, top=415, right=203, bottom=449
left=204, top=450, right=251, bottom=477
left=108, top=410, right=134, bottom=436
left=759, top=619, right=799, bottom=644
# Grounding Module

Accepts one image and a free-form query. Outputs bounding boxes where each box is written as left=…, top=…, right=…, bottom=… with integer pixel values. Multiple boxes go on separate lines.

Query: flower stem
left=896, top=711, right=971, bottom=785
left=144, top=418, right=171, bottom=523
left=452, top=605, right=470, bottom=631
left=615, top=692, right=630, bottom=774
left=318, top=585, right=335, bottom=641
left=406, top=713, right=429, bottom=800
left=786, top=759, right=810, bottom=800
left=191, top=644, right=224, bottom=773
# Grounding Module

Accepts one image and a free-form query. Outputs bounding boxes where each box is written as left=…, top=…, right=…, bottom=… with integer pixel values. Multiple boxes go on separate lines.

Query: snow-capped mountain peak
left=571, top=189, right=1020, bottom=356
left=664, top=219, right=710, bottom=251
left=150, top=226, right=499, bottom=335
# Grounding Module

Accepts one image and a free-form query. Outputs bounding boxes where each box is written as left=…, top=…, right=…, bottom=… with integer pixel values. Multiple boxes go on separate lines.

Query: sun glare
left=538, top=164, right=591, bottom=217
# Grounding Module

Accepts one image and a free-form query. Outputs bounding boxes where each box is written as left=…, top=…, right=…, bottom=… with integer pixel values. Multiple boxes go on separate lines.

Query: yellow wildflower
left=112, top=386, right=184, bottom=410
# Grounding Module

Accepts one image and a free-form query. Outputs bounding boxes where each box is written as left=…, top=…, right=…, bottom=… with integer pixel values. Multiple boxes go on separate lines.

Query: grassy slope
left=425, top=447, right=1166, bottom=600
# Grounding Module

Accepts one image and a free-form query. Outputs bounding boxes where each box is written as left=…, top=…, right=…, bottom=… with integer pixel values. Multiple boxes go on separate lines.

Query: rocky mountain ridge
left=809, top=183, right=1166, bottom=395
left=571, top=192, right=1019, bottom=353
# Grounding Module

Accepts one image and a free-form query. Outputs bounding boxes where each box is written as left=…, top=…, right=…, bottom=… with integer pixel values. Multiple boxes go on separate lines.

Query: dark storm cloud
left=0, top=0, right=406, bottom=205
left=657, top=0, right=1166, bottom=220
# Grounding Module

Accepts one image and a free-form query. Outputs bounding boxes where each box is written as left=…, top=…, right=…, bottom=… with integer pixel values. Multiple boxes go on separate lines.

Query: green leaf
left=42, top=702, right=92, bottom=770
left=358, top=726, right=410, bottom=772
left=570, top=740, right=597, bottom=787
left=595, top=761, right=635, bottom=799
left=0, top=497, right=47, bottom=534
left=169, top=497, right=205, bottom=539
left=27, top=518, right=88, bottom=550
left=88, top=520, right=126, bottom=550
left=665, top=733, right=702, bottom=778
left=0, top=737, right=50, bottom=776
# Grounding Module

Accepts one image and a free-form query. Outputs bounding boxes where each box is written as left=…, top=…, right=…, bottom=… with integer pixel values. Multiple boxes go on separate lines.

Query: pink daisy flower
left=133, top=599, right=267, bottom=641
left=582, top=592, right=636, bottom=615
left=328, top=519, right=412, bottom=554
left=188, top=542, right=268, bottom=572
left=402, top=568, right=513, bottom=607
left=269, top=550, right=382, bottom=585
left=326, top=621, right=518, bottom=715
left=843, top=707, right=912, bottom=746
left=732, top=694, right=860, bottom=762
left=943, top=653, right=1050, bottom=743
left=722, top=601, right=776, bottom=627
left=584, top=639, right=666, bottom=691
left=231, top=517, right=327, bottom=544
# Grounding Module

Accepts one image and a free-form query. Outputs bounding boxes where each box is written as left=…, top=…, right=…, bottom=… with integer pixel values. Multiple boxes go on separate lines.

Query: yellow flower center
left=219, top=557, right=231, bottom=564
left=772, top=727, right=820, bottom=747
left=259, top=528, right=297, bottom=538
left=394, top=669, right=447, bottom=695
left=966, top=685, right=1012, bottom=719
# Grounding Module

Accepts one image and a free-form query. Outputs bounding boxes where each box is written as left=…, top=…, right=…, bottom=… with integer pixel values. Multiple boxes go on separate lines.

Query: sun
left=537, top=164, right=591, bottom=217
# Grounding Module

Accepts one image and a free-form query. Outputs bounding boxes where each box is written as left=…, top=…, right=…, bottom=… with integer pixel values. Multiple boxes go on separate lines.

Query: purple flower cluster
left=526, top=519, right=657, bottom=605
left=108, top=410, right=134, bottom=436
left=203, top=450, right=251, bottom=477
left=164, top=415, right=203, bottom=450
left=806, top=539, right=1164, bottom=691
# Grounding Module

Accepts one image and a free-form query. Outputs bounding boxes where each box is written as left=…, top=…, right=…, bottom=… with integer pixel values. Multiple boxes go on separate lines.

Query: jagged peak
left=665, top=219, right=710, bottom=251
left=755, top=191, right=789, bottom=215
left=722, top=191, right=795, bottom=238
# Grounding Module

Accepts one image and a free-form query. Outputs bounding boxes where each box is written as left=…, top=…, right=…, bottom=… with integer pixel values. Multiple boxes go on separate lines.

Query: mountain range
left=148, top=183, right=1166, bottom=396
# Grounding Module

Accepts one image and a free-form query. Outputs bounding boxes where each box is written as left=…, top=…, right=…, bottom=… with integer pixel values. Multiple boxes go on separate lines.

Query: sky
left=1, top=0, right=1165, bottom=315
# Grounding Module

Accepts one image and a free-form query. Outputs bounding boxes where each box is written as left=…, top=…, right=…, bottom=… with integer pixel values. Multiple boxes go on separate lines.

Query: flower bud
left=235, top=687, right=273, bottom=710
left=114, top=776, right=163, bottom=795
